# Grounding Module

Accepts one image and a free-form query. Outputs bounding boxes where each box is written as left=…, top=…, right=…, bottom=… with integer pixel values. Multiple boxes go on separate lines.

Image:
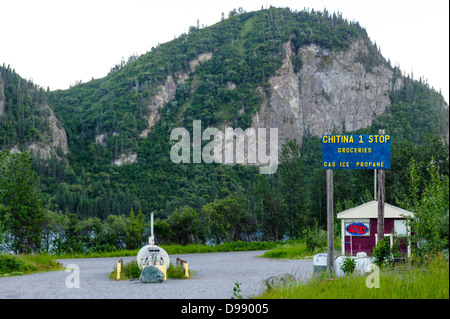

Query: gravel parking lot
left=0, top=250, right=313, bottom=299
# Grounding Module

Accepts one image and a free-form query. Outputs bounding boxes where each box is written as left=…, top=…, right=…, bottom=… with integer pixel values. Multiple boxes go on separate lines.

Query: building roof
left=336, top=200, right=413, bottom=219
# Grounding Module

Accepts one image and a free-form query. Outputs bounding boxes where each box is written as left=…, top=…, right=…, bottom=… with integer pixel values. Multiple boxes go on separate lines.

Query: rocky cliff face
left=111, top=53, right=213, bottom=165
left=138, top=52, right=213, bottom=138
left=139, top=74, right=178, bottom=138
left=252, top=39, right=404, bottom=146
left=0, top=76, right=69, bottom=161
left=27, top=103, right=69, bottom=160
left=130, top=39, right=406, bottom=167
left=10, top=103, right=69, bottom=161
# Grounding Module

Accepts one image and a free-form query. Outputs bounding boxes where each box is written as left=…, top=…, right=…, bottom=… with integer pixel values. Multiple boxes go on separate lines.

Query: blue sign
left=346, top=223, right=369, bottom=236
left=322, top=135, right=391, bottom=169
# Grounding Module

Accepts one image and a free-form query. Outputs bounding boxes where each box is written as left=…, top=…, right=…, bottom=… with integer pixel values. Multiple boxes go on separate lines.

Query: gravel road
left=0, top=250, right=313, bottom=299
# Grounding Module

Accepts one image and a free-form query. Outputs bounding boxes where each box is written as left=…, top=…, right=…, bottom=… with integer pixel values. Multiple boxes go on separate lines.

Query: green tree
left=40, top=209, right=67, bottom=253
left=105, top=214, right=128, bottom=249
left=202, top=194, right=251, bottom=244
left=124, top=209, right=146, bottom=249
left=403, top=160, right=449, bottom=257
left=0, top=151, right=44, bottom=253
left=254, top=175, right=286, bottom=241
left=167, top=205, right=204, bottom=245
left=279, top=139, right=305, bottom=238
left=153, top=218, right=172, bottom=244
left=0, top=217, right=6, bottom=251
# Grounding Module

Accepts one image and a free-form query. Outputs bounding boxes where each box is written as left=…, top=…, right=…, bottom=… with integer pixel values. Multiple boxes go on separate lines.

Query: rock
left=264, top=273, right=296, bottom=290
left=252, top=38, right=403, bottom=154
left=139, top=52, right=213, bottom=138
left=112, top=151, right=137, bottom=166
left=139, top=265, right=165, bottom=283
left=139, top=75, right=178, bottom=138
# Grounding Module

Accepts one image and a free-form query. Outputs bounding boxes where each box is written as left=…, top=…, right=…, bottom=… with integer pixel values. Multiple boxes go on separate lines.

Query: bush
left=122, top=260, right=141, bottom=279
left=373, top=237, right=392, bottom=267
left=167, top=263, right=189, bottom=279
left=305, top=227, right=327, bottom=253
left=404, top=160, right=449, bottom=257
left=110, top=259, right=141, bottom=280
left=0, top=254, right=37, bottom=275
left=341, top=256, right=356, bottom=274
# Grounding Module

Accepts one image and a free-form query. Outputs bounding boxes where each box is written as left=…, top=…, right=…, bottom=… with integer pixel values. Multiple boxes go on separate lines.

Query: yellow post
left=116, top=261, right=121, bottom=280
left=184, top=262, right=189, bottom=278
left=155, top=265, right=167, bottom=280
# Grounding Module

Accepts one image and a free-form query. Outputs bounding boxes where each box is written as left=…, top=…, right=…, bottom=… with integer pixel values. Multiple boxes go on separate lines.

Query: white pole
left=149, top=212, right=155, bottom=245
left=151, top=212, right=154, bottom=237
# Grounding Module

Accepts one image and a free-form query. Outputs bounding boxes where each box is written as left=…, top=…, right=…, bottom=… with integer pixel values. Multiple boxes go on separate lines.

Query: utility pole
left=327, top=169, right=334, bottom=275
left=374, top=169, right=377, bottom=200
left=377, top=129, right=385, bottom=244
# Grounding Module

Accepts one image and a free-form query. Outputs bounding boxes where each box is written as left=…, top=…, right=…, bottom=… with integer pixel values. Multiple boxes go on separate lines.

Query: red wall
left=344, top=218, right=407, bottom=256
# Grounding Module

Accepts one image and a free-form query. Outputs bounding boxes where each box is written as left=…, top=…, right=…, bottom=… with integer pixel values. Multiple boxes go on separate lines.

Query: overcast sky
left=1, top=0, right=448, bottom=103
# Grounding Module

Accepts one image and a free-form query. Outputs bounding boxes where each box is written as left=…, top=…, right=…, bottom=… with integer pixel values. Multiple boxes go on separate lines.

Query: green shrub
left=341, top=256, right=356, bottom=274
left=0, top=254, right=37, bottom=275
left=167, top=263, right=189, bottom=279
left=373, top=238, right=392, bottom=267
left=305, top=227, right=327, bottom=253
left=110, top=259, right=141, bottom=280
left=231, top=280, right=242, bottom=299
left=122, top=260, right=141, bottom=279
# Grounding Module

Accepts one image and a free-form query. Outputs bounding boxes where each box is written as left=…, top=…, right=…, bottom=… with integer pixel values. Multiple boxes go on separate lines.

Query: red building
left=337, top=201, right=413, bottom=257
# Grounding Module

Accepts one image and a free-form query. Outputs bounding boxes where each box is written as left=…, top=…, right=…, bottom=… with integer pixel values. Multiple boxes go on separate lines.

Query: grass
left=253, top=254, right=449, bottom=299
left=260, top=239, right=340, bottom=259
left=167, top=263, right=191, bottom=279
left=261, top=241, right=311, bottom=259
left=0, top=253, right=64, bottom=277
left=54, top=249, right=141, bottom=259
left=109, top=259, right=191, bottom=280
left=109, top=259, right=141, bottom=280
left=163, top=240, right=278, bottom=254
left=55, top=240, right=280, bottom=259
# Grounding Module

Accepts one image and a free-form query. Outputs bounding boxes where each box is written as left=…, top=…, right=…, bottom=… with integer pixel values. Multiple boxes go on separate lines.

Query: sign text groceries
left=322, top=134, right=391, bottom=169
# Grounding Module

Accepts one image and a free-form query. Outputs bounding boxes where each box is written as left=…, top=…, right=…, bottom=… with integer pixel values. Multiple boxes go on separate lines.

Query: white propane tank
left=136, top=212, right=170, bottom=270
left=136, top=244, right=170, bottom=270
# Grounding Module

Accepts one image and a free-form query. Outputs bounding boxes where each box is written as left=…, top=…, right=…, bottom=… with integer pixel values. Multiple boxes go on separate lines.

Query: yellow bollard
left=116, top=261, right=121, bottom=280
left=184, top=262, right=189, bottom=278
left=155, top=265, right=167, bottom=280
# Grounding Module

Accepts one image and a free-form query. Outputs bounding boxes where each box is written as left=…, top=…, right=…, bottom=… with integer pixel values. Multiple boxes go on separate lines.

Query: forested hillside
left=1, top=7, right=448, bottom=253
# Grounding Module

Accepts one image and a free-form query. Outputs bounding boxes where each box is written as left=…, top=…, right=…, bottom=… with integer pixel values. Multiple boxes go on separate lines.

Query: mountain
left=1, top=7, right=448, bottom=226
left=0, top=66, right=69, bottom=161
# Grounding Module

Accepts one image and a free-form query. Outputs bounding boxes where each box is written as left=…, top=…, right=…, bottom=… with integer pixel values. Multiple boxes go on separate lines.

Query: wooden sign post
left=326, top=169, right=334, bottom=274
left=377, top=129, right=386, bottom=244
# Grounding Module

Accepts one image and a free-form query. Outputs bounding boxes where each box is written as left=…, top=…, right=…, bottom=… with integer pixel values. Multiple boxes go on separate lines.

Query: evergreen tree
left=0, top=151, right=44, bottom=253
left=279, top=139, right=305, bottom=238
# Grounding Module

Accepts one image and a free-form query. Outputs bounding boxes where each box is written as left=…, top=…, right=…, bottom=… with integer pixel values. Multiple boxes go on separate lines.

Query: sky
left=1, top=0, right=448, bottom=103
